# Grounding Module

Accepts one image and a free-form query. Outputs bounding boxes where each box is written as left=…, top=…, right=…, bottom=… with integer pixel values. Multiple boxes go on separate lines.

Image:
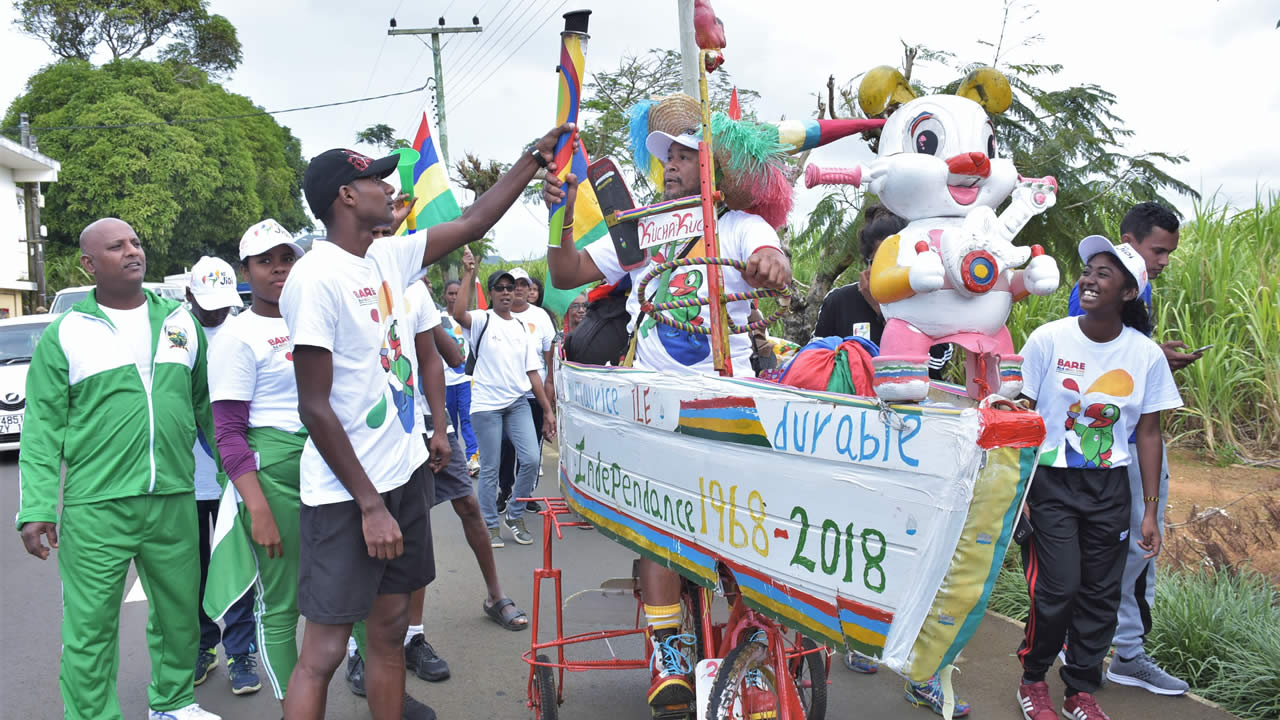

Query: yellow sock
left=644, top=603, right=682, bottom=634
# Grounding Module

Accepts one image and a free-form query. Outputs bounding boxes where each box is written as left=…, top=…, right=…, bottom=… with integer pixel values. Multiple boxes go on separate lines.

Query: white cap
left=187, top=256, right=242, bottom=311
left=1078, top=235, right=1149, bottom=296
left=645, top=128, right=702, bottom=164
left=239, top=219, right=304, bottom=261
left=509, top=267, right=532, bottom=284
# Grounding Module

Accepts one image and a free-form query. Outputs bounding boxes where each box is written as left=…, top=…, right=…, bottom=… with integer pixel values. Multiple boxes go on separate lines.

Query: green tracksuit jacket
left=17, top=288, right=216, bottom=718
left=17, top=289, right=216, bottom=524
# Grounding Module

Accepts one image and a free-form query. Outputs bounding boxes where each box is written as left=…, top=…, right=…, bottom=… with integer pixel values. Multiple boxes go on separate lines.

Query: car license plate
left=0, top=415, right=22, bottom=435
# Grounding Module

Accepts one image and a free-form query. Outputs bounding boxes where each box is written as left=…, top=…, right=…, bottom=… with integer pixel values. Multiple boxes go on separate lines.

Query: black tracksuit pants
left=1018, top=465, right=1131, bottom=693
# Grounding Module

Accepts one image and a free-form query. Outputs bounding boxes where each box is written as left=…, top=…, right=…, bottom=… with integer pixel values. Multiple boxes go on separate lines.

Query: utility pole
left=19, top=113, right=46, bottom=311
left=677, top=0, right=699, bottom=99
left=388, top=19, right=483, bottom=167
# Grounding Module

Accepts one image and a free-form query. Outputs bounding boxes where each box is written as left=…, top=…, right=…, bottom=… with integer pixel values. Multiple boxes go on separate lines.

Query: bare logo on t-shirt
left=352, top=286, right=378, bottom=306
left=1055, top=358, right=1086, bottom=376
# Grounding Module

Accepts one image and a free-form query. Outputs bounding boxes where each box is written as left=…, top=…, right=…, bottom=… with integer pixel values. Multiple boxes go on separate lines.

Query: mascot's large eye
left=909, top=113, right=946, bottom=156
left=984, top=122, right=998, bottom=158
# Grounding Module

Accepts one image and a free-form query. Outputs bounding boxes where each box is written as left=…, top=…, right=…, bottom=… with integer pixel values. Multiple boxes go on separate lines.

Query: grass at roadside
left=986, top=554, right=1279, bottom=720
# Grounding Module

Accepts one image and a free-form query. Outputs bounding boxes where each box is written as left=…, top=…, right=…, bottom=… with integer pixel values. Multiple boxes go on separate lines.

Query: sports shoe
left=906, top=675, right=970, bottom=717
left=405, top=634, right=450, bottom=682
left=148, top=704, right=221, bottom=719
left=467, top=455, right=480, bottom=476
left=193, top=648, right=217, bottom=686
left=1016, top=680, right=1056, bottom=720
left=346, top=650, right=366, bottom=696
left=227, top=654, right=261, bottom=695
left=496, top=488, right=510, bottom=515
left=489, top=526, right=505, bottom=548
left=504, top=516, right=534, bottom=545
left=1105, top=652, right=1188, bottom=695
left=844, top=650, right=879, bottom=674
left=402, top=693, right=436, bottom=720
left=1061, top=692, right=1111, bottom=720
left=648, top=634, right=695, bottom=712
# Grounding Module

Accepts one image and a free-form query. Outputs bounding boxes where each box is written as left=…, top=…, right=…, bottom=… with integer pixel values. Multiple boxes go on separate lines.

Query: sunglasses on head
left=492, top=284, right=515, bottom=293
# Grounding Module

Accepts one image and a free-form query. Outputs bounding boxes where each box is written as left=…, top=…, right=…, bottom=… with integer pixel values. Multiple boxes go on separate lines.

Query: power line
left=347, top=0, right=402, bottom=135
left=449, top=0, right=566, bottom=116
left=447, top=0, right=556, bottom=103
left=2, top=81, right=432, bottom=133
left=443, top=0, right=521, bottom=83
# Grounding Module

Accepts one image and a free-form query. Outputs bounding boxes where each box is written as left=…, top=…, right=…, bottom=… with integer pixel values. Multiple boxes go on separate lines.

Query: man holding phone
left=1065, top=201, right=1194, bottom=696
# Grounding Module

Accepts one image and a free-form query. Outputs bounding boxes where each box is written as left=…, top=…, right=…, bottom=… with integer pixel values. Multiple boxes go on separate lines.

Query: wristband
left=1143, top=495, right=1159, bottom=503
left=527, top=143, right=549, bottom=169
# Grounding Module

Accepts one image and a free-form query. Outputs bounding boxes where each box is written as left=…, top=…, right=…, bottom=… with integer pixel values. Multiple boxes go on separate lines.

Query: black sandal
left=483, top=596, right=529, bottom=631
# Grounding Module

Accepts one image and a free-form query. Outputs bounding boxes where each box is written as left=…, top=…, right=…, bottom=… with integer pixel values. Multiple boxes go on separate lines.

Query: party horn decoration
left=547, top=10, right=591, bottom=247
left=390, top=147, right=421, bottom=231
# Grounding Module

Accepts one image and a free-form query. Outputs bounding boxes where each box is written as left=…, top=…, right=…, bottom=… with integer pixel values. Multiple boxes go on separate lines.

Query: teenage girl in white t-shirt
left=1014, top=236, right=1182, bottom=720
left=208, top=220, right=306, bottom=707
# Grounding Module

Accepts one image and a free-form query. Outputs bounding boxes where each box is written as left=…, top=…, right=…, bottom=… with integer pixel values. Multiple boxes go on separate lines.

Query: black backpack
left=563, top=287, right=630, bottom=365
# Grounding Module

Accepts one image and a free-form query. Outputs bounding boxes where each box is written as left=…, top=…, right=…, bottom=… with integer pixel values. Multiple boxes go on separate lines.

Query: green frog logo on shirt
left=639, top=244, right=711, bottom=365
left=1058, top=369, right=1133, bottom=469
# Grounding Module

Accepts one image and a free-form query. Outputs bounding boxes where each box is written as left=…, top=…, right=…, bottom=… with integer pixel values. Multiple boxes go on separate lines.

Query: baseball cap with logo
left=645, top=127, right=702, bottom=164
left=508, top=267, right=532, bottom=284
left=303, top=148, right=399, bottom=220
left=240, top=219, right=305, bottom=261
left=1077, top=235, right=1149, bottom=296
left=187, top=256, right=243, bottom=311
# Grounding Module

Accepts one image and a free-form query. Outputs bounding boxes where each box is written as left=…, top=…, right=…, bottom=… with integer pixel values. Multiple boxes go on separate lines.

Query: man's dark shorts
left=297, top=464, right=436, bottom=624
left=431, top=430, right=474, bottom=507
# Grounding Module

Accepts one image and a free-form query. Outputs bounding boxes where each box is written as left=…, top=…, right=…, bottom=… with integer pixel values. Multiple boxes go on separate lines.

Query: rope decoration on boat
left=636, top=257, right=791, bottom=335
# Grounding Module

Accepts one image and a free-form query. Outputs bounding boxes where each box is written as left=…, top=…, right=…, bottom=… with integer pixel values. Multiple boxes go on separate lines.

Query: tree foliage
left=355, top=123, right=409, bottom=151
left=783, top=23, right=1198, bottom=341
left=13, top=0, right=243, bottom=77
left=3, top=59, right=309, bottom=278
left=581, top=48, right=759, bottom=203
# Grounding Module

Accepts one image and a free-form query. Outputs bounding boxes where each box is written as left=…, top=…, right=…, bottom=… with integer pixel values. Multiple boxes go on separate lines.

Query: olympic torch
left=547, top=10, right=591, bottom=247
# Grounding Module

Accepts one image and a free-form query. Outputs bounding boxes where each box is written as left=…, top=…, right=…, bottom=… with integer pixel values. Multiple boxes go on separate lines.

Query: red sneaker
left=1062, top=692, right=1111, bottom=720
left=647, top=637, right=694, bottom=713
left=1016, top=680, right=1057, bottom=720
left=741, top=684, right=778, bottom=720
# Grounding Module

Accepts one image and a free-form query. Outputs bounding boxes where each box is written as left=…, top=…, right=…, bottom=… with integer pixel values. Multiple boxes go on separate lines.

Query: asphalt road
left=0, top=449, right=1235, bottom=720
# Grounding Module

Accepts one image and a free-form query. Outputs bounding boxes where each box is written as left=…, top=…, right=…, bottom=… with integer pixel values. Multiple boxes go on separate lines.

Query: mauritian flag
left=541, top=141, right=609, bottom=318
left=395, top=113, right=462, bottom=234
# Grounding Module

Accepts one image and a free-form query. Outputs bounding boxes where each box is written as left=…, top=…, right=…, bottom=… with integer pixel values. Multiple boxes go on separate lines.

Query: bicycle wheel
left=790, top=638, right=827, bottom=720
left=705, top=640, right=776, bottom=720
left=531, top=654, right=558, bottom=720
left=679, top=583, right=707, bottom=662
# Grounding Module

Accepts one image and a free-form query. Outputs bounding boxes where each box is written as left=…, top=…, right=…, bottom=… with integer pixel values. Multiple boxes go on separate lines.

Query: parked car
left=0, top=314, right=54, bottom=451
left=49, top=283, right=185, bottom=314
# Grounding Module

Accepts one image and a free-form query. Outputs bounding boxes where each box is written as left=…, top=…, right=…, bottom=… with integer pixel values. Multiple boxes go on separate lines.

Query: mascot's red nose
left=947, top=152, right=991, bottom=178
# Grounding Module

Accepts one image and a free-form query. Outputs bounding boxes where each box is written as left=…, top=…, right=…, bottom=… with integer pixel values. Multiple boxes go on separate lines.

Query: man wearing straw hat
left=543, top=93, right=791, bottom=714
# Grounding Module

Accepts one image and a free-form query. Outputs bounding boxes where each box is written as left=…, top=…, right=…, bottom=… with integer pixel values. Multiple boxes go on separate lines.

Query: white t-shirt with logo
left=209, top=309, right=303, bottom=433
left=514, top=304, right=555, bottom=397
left=1021, top=317, right=1182, bottom=470
left=440, top=313, right=470, bottom=387
left=101, top=302, right=154, bottom=389
left=281, top=235, right=430, bottom=506
left=586, top=209, right=780, bottom=377
left=463, top=310, right=540, bottom=413
left=404, top=281, right=454, bottom=438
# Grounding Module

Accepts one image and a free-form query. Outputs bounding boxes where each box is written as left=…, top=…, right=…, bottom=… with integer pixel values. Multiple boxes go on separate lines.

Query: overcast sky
left=3, top=0, right=1276, bottom=261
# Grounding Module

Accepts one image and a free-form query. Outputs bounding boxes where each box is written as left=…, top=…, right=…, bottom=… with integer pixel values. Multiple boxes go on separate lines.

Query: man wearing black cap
left=279, top=123, right=571, bottom=720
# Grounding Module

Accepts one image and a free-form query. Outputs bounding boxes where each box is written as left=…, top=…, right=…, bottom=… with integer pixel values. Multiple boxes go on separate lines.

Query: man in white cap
left=185, top=256, right=262, bottom=696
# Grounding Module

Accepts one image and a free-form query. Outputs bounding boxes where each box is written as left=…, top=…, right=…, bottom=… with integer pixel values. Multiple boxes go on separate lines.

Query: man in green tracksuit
left=17, top=217, right=222, bottom=720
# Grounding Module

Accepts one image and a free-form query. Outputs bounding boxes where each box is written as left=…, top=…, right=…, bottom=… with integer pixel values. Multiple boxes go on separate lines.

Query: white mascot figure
left=806, top=66, right=1061, bottom=402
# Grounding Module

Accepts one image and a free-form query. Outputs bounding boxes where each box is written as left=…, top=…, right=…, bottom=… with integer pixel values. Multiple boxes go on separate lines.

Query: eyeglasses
left=568, top=303, right=587, bottom=311
left=492, top=284, right=515, bottom=293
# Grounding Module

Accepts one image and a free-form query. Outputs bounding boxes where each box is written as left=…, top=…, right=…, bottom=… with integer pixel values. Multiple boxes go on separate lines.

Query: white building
left=1, top=136, right=60, bottom=318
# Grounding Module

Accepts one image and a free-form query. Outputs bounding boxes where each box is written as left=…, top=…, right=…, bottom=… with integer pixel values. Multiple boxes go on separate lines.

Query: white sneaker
left=149, top=704, right=222, bottom=720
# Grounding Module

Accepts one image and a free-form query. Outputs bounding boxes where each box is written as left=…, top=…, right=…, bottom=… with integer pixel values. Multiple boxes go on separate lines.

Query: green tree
left=3, top=59, right=309, bottom=278
left=581, top=48, right=759, bottom=203
left=355, top=123, right=409, bottom=151
left=782, top=31, right=1197, bottom=341
left=13, top=0, right=243, bottom=77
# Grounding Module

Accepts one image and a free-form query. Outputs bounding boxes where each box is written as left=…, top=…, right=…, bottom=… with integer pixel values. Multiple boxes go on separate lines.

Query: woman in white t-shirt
left=1014, top=236, right=1182, bottom=720
left=452, top=248, right=556, bottom=548
left=208, top=219, right=307, bottom=706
